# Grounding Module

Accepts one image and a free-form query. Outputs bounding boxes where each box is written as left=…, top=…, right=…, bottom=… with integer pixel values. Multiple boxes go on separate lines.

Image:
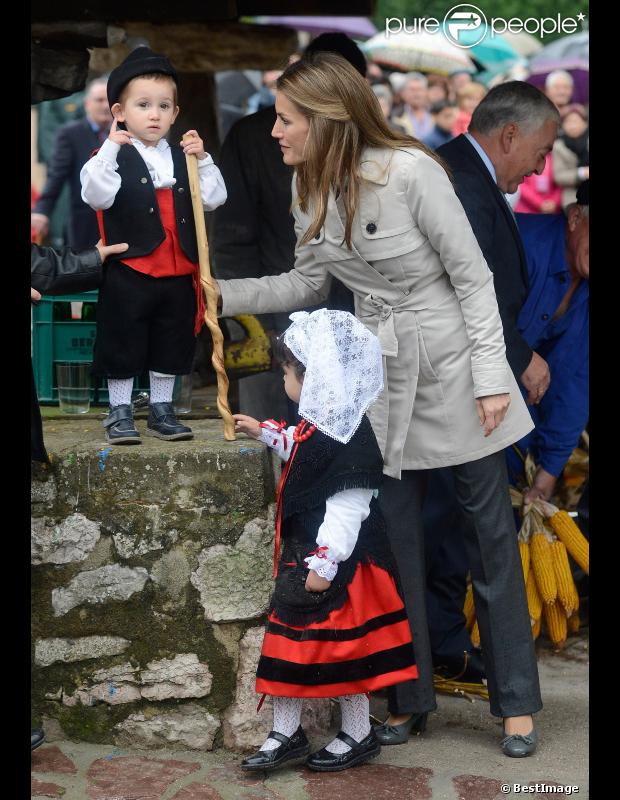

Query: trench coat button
left=366, top=222, right=377, bottom=234
left=541, top=313, right=549, bottom=320
left=180, top=218, right=186, bottom=223
left=140, top=177, right=148, bottom=184
left=148, top=207, right=154, bottom=214
left=178, top=187, right=185, bottom=193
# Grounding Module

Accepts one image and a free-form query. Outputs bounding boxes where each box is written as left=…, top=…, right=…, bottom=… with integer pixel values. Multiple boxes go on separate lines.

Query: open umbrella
left=458, top=29, right=519, bottom=71
left=527, top=31, right=589, bottom=104
left=362, top=30, right=475, bottom=76
left=500, top=30, right=543, bottom=58
left=245, top=16, right=377, bottom=40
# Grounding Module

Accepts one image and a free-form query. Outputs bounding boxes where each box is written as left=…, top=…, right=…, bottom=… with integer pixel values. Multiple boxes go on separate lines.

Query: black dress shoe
left=146, top=402, right=193, bottom=441
left=31, top=728, right=45, bottom=751
left=306, top=729, right=381, bottom=772
left=373, top=711, right=428, bottom=744
left=241, top=726, right=310, bottom=771
left=103, top=404, right=141, bottom=444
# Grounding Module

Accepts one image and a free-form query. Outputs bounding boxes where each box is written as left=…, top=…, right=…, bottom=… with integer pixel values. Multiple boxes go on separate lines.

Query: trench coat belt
left=361, top=276, right=454, bottom=358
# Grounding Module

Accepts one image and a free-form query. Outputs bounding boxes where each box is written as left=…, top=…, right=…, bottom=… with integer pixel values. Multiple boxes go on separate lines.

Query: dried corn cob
left=519, top=540, right=530, bottom=583
left=567, top=612, right=580, bottom=634
left=551, top=540, right=579, bottom=616
left=463, top=583, right=475, bottom=631
left=526, top=570, right=543, bottom=621
left=530, top=532, right=558, bottom=604
left=543, top=601, right=567, bottom=648
left=470, top=619, right=480, bottom=648
left=548, top=510, right=589, bottom=575
left=532, top=616, right=542, bottom=639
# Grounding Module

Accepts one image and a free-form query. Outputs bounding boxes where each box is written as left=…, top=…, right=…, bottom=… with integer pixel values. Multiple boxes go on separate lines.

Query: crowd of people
left=31, top=32, right=588, bottom=772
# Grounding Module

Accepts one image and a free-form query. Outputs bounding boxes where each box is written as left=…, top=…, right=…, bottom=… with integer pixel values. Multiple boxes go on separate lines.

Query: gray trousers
left=379, top=451, right=543, bottom=718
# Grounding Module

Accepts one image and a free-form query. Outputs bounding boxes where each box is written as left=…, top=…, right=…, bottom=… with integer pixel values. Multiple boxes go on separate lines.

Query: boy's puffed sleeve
left=80, top=139, right=122, bottom=210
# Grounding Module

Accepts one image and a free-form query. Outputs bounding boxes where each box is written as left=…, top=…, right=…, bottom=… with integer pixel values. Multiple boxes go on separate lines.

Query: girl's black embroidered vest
left=271, top=415, right=398, bottom=626
left=99, top=144, right=199, bottom=263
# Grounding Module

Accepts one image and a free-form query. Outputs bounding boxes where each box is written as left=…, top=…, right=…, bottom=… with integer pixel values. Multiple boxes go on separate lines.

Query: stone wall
left=31, top=419, right=331, bottom=751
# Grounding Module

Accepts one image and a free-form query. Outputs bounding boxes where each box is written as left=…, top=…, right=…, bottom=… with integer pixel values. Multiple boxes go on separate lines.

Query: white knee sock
left=108, top=378, right=134, bottom=408
left=325, top=694, right=371, bottom=754
left=149, top=372, right=175, bottom=404
left=259, top=697, right=303, bottom=751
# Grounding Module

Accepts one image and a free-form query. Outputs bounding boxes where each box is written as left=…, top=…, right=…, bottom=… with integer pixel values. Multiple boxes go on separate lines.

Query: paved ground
left=31, top=632, right=588, bottom=800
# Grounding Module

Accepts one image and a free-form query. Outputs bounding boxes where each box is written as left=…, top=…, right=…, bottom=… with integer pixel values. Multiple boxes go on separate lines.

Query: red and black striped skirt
left=256, top=561, right=418, bottom=698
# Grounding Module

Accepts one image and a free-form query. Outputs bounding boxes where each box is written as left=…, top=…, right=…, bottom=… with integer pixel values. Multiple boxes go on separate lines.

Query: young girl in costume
left=81, top=47, right=227, bottom=444
left=233, top=309, right=418, bottom=773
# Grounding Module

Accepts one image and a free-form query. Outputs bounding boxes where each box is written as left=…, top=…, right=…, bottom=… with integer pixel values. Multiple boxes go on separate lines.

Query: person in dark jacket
left=30, top=238, right=127, bottom=751
left=31, top=78, right=112, bottom=250
left=31, top=240, right=129, bottom=462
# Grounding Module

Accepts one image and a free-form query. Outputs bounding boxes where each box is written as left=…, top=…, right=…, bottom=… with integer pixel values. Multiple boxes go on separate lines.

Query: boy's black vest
left=99, top=143, right=199, bottom=264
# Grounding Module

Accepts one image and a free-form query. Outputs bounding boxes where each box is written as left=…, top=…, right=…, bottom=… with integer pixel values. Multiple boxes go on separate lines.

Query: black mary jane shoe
left=145, top=402, right=193, bottom=441
left=103, top=404, right=141, bottom=445
left=241, top=726, right=310, bottom=771
left=305, top=729, right=381, bottom=772
left=373, top=711, right=428, bottom=745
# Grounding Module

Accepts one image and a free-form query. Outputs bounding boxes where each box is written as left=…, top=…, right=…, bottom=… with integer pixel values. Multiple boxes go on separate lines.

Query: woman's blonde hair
left=276, top=52, right=448, bottom=248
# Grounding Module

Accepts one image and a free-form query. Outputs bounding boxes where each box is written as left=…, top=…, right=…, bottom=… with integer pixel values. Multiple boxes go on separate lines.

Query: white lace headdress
left=284, top=309, right=384, bottom=443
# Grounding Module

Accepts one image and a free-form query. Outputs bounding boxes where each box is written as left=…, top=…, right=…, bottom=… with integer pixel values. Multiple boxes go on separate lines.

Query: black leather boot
left=146, top=402, right=193, bottom=441
left=103, top=404, right=141, bottom=444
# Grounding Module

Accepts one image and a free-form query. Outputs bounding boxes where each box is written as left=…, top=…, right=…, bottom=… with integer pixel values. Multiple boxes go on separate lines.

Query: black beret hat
left=576, top=180, right=589, bottom=206
left=305, top=33, right=367, bottom=77
left=107, top=46, right=178, bottom=108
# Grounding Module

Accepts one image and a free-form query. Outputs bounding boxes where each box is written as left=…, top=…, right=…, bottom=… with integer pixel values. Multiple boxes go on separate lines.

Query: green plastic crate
left=32, top=291, right=148, bottom=405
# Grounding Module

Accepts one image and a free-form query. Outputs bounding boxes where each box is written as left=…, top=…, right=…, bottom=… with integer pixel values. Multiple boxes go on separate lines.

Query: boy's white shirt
left=80, top=137, right=227, bottom=211
left=258, top=423, right=373, bottom=582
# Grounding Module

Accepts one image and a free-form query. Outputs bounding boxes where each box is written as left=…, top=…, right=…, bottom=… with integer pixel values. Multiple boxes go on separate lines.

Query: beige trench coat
left=219, top=146, right=533, bottom=479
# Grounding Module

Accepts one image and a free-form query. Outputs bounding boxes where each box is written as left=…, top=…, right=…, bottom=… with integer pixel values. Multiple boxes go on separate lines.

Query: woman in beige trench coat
left=215, top=53, right=542, bottom=757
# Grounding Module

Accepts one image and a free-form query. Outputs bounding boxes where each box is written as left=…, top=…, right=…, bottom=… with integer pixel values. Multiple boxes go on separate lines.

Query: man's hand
left=31, top=213, right=50, bottom=239
left=108, top=117, right=133, bottom=147
left=31, top=287, right=42, bottom=303
left=523, top=467, right=557, bottom=509
left=95, top=240, right=129, bottom=264
left=233, top=413, right=262, bottom=439
left=181, top=130, right=207, bottom=160
left=475, top=393, right=511, bottom=437
left=520, top=351, right=550, bottom=405
left=305, top=570, right=331, bottom=592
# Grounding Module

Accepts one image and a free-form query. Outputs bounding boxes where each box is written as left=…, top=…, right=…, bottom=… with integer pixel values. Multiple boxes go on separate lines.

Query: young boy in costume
left=233, top=309, right=418, bottom=773
left=81, top=47, right=227, bottom=444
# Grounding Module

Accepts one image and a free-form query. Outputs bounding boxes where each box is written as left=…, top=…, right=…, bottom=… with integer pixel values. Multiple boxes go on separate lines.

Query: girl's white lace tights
left=259, top=694, right=370, bottom=754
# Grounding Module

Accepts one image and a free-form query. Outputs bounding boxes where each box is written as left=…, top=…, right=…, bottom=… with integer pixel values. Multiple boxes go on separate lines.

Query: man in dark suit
left=437, top=81, right=560, bottom=401
left=31, top=78, right=111, bottom=250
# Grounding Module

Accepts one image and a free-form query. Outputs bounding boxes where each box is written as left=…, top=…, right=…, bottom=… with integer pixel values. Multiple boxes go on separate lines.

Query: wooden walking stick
left=183, top=134, right=235, bottom=440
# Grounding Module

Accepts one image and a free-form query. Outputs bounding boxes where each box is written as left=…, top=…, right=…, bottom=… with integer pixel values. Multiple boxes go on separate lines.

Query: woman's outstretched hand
left=475, top=393, right=511, bottom=437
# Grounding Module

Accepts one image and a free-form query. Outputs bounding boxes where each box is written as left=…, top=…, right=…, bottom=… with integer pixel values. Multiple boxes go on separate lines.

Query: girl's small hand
left=305, top=570, right=331, bottom=593
left=182, top=130, right=207, bottom=160
left=233, top=414, right=262, bottom=439
left=108, top=117, right=133, bottom=146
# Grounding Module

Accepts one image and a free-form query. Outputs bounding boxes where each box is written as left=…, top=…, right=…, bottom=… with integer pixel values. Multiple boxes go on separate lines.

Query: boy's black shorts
left=92, top=261, right=196, bottom=378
